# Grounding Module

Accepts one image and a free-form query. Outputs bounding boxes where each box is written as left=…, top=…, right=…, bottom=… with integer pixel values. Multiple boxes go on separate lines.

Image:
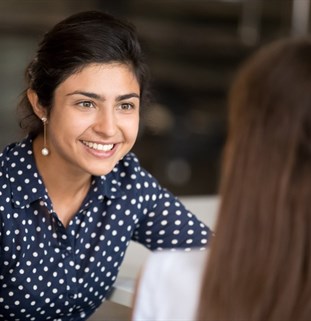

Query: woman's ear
left=27, top=89, right=45, bottom=118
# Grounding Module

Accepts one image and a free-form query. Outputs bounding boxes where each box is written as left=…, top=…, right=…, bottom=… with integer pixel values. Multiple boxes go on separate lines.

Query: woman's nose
left=93, top=108, right=117, bottom=137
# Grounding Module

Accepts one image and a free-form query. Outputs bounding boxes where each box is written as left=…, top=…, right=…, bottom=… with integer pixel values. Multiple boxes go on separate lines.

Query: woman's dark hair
left=197, top=38, right=311, bottom=320
left=18, top=10, right=149, bottom=135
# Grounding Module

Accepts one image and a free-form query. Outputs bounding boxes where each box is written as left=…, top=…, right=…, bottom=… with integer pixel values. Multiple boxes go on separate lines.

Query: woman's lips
left=81, top=140, right=114, bottom=152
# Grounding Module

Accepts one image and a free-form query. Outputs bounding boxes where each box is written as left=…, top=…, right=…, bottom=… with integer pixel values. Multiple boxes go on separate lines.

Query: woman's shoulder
left=0, top=137, right=32, bottom=161
left=146, top=249, right=208, bottom=276
left=132, top=249, right=209, bottom=321
left=140, top=249, right=208, bottom=296
left=0, top=142, right=17, bottom=178
left=148, top=248, right=208, bottom=264
left=0, top=137, right=35, bottom=189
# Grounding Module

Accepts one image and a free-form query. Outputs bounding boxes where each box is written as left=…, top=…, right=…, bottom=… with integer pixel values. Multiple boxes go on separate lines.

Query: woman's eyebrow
left=66, top=91, right=140, bottom=101
left=66, top=91, right=102, bottom=100
left=116, top=93, right=140, bottom=101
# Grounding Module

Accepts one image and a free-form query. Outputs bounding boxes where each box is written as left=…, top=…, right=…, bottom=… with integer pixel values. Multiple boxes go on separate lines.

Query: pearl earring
left=41, top=117, right=49, bottom=156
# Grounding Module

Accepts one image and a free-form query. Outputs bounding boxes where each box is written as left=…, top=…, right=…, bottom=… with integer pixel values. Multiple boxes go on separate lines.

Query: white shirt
left=132, top=249, right=208, bottom=321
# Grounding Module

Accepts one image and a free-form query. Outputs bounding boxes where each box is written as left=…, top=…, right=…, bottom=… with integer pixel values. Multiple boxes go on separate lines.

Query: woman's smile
left=81, top=140, right=115, bottom=152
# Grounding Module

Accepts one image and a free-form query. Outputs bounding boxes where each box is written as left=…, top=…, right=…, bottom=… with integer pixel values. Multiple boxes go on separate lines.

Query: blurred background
left=0, top=0, right=309, bottom=196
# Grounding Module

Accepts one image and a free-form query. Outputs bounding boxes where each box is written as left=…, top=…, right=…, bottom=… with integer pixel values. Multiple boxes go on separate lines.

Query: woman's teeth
left=83, top=141, right=114, bottom=151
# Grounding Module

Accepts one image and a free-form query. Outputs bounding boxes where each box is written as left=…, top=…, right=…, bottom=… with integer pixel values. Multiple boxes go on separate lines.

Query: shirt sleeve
left=132, top=167, right=212, bottom=250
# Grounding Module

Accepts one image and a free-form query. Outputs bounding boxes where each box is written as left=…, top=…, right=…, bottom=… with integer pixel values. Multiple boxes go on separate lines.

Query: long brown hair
left=197, top=38, right=311, bottom=321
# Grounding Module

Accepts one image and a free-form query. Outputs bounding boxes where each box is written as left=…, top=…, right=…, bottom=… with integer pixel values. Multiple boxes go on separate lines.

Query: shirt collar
left=91, top=172, right=124, bottom=201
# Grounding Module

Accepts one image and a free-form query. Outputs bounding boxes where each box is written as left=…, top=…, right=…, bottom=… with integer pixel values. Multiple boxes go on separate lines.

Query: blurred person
left=0, top=11, right=211, bottom=321
left=132, top=37, right=311, bottom=321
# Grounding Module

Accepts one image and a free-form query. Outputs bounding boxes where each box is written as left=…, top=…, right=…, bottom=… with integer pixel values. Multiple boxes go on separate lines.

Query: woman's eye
left=120, top=103, right=134, bottom=110
left=78, top=101, right=95, bottom=108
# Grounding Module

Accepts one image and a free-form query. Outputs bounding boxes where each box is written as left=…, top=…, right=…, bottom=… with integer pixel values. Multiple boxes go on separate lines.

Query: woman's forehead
left=55, top=63, right=140, bottom=97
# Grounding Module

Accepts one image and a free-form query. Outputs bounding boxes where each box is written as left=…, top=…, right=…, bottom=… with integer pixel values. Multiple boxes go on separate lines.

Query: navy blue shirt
left=0, top=136, right=211, bottom=320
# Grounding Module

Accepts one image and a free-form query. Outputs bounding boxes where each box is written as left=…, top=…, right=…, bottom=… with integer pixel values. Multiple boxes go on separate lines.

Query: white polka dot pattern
left=0, top=136, right=211, bottom=320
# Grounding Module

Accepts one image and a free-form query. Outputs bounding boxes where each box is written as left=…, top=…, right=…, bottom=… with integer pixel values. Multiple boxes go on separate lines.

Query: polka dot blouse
left=0, top=136, right=211, bottom=320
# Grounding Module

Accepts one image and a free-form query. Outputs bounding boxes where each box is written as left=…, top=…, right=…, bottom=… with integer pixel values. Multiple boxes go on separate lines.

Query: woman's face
left=46, top=63, right=140, bottom=177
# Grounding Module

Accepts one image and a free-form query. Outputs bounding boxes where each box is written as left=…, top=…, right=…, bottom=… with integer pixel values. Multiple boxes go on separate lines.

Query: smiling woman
left=0, top=10, right=212, bottom=321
